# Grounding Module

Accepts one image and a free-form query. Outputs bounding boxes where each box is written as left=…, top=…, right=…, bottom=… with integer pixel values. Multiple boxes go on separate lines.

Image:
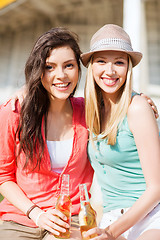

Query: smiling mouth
left=53, top=83, right=70, bottom=88
left=102, top=78, right=119, bottom=85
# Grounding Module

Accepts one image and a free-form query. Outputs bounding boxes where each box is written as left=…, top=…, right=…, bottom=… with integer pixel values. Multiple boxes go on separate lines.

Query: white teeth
left=103, top=79, right=117, bottom=84
left=108, top=80, right=114, bottom=83
left=107, top=80, right=115, bottom=84
left=54, top=83, right=69, bottom=88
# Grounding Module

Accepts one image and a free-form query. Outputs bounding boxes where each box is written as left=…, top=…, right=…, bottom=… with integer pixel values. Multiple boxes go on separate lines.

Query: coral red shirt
left=0, top=97, right=94, bottom=227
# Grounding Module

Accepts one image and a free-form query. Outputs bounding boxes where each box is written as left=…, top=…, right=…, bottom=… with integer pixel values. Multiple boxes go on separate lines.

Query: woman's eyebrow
left=46, top=59, right=76, bottom=64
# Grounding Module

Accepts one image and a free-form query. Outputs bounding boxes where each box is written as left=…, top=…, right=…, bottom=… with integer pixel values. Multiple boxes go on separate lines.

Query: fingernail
left=83, top=232, right=86, bottom=237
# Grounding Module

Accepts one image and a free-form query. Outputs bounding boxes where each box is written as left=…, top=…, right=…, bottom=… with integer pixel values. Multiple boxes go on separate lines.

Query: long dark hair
left=16, top=27, right=81, bottom=171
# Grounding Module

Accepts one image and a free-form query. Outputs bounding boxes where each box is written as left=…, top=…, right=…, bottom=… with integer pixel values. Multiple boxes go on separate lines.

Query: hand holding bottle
left=83, top=226, right=126, bottom=240
left=31, top=174, right=71, bottom=238
left=31, top=208, right=70, bottom=237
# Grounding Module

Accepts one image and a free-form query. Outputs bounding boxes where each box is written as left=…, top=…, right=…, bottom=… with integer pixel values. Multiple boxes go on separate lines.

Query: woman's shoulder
left=128, top=94, right=155, bottom=131
left=129, top=94, right=152, bottom=116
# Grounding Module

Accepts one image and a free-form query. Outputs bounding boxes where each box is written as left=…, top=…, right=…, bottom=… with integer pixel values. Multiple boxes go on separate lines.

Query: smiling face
left=41, top=46, right=79, bottom=102
left=92, top=50, right=128, bottom=101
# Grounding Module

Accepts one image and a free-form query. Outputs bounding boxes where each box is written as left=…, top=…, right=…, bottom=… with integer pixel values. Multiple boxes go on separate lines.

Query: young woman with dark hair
left=0, top=27, right=93, bottom=240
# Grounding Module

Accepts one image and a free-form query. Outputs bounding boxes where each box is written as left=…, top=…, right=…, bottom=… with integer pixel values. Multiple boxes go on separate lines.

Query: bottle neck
left=79, top=183, right=89, bottom=203
left=60, top=174, right=70, bottom=196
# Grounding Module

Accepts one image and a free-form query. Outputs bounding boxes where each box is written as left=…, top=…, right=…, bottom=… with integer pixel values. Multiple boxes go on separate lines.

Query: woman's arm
left=0, top=181, right=36, bottom=216
left=84, top=95, right=160, bottom=239
left=0, top=181, right=69, bottom=236
left=110, top=96, right=160, bottom=238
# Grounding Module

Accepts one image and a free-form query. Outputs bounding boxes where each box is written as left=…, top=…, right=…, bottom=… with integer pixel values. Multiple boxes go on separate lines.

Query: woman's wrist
left=35, top=211, right=45, bottom=226
left=105, top=225, right=117, bottom=239
left=28, top=206, right=45, bottom=225
left=26, top=204, right=39, bottom=219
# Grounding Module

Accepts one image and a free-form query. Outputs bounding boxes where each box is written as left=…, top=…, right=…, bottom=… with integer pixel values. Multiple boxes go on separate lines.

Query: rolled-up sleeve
left=0, top=102, right=19, bottom=185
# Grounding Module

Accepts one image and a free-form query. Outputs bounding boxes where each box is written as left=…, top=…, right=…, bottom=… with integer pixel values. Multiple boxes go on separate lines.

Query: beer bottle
left=55, top=174, right=72, bottom=239
left=79, top=183, right=97, bottom=240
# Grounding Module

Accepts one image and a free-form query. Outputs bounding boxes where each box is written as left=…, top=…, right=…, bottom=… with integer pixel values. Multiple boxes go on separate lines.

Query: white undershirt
left=47, top=138, right=73, bottom=173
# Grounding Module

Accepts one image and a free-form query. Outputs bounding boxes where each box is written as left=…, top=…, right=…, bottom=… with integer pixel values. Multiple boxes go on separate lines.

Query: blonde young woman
left=81, top=24, right=160, bottom=240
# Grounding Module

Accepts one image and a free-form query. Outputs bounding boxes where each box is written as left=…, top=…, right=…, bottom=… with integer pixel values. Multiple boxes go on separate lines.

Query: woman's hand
left=35, top=208, right=70, bottom=236
left=4, top=85, right=26, bottom=111
left=82, top=227, right=114, bottom=240
left=83, top=227, right=126, bottom=240
left=140, top=93, right=159, bottom=119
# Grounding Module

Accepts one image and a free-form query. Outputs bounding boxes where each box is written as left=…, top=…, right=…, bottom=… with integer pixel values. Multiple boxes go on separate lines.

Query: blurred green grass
left=0, top=194, right=3, bottom=202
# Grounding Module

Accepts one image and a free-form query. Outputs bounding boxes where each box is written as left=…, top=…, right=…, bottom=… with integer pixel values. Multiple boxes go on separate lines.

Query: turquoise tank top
left=88, top=115, right=146, bottom=213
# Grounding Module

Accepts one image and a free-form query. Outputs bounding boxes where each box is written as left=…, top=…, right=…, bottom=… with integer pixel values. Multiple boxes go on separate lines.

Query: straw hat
left=81, top=24, right=142, bottom=67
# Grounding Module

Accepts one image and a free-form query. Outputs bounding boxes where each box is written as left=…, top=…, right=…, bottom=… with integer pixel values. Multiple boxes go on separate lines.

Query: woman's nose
left=105, top=63, right=115, bottom=76
left=56, top=67, right=66, bottom=79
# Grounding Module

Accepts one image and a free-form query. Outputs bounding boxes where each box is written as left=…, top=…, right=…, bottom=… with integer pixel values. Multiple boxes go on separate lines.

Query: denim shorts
left=99, top=204, right=160, bottom=240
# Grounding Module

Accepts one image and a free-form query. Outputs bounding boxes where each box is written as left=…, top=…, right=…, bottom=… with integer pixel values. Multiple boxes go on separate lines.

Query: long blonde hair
left=85, top=57, right=133, bottom=145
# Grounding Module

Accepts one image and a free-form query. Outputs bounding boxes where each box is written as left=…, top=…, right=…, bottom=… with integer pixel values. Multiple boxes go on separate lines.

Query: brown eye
left=65, top=63, right=73, bottom=68
left=45, top=65, right=52, bottom=70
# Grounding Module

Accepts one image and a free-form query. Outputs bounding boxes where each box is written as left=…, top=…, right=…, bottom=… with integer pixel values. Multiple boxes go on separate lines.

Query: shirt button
left=121, top=209, right=124, bottom=214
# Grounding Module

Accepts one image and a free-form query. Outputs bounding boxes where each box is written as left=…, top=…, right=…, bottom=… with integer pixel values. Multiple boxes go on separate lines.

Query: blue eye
left=116, top=61, right=124, bottom=65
